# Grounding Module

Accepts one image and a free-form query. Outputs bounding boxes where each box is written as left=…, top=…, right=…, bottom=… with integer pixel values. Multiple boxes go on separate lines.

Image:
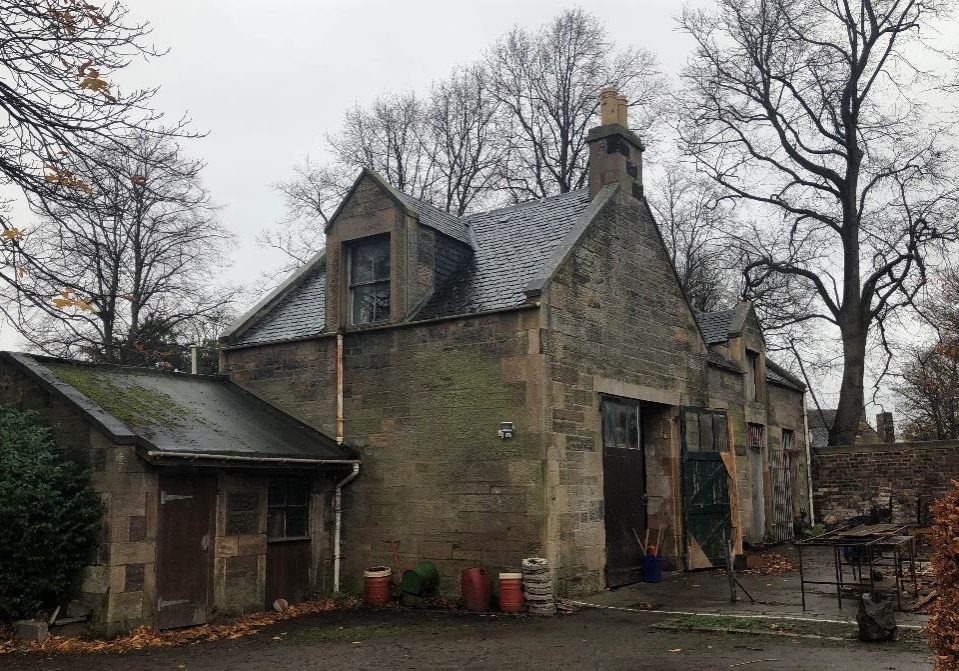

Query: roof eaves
left=524, top=183, right=619, bottom=298
left=2, top=351, right=140, bottom=444
left=220, top=250, right=326, bottom=343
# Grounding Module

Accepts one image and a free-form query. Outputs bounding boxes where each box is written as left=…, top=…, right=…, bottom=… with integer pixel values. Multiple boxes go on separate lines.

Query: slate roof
left=706, top=348, right=742, bottom=373
left=228, top=188, right=592, bottom=346
left=232, top=265, right=327, bottom=347
left=765, top=359, right=805, bottom=391
left=697, top=310, right=737, bottom=344
left=391, top=188, right=473, bottom=247
left=3, top=352, right=357, bottom=465
left=416, top=189, right=592, bottom=320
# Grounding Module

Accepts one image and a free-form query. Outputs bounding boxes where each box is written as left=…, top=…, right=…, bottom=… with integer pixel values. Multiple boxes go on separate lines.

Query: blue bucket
left=643, top=555, right=663, bottom=583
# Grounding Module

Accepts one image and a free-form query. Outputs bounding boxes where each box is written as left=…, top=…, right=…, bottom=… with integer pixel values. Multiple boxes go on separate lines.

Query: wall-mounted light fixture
left=498, top=422, right=515, bottom=440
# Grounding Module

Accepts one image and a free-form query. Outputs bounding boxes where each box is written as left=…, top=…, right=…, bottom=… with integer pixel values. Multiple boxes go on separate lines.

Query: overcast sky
left=1, top=0, right=707, bottom=348
left=4, top=1, right=955, bottom=417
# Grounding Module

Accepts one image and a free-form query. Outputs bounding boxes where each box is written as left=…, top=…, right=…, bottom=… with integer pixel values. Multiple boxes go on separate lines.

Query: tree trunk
left=830, top=325, right=867, bottom=445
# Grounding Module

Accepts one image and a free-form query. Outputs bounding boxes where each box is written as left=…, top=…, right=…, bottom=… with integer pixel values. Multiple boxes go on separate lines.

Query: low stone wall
left=812, top=440, right=959, bottom=525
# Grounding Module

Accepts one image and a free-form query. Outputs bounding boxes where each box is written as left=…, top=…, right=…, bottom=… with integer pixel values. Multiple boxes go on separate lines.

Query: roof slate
left=697, top=310, right=737, bottom=344
left=415, top=189, right=591, bottom=320
left=232, top=265, right=328, bottom=347
left=8, top=353, right=354, bottom=463
left=230, top=188, right=591, bottom=346
left=391, top=189, right=473, bottom=247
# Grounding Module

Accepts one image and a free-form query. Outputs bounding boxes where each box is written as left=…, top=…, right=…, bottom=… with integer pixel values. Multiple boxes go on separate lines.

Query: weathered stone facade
left=0, top=357, right=338, bottom=635
left=537, top=188, right=709, bottom=593
left=226, top=309, right=546, bottom=593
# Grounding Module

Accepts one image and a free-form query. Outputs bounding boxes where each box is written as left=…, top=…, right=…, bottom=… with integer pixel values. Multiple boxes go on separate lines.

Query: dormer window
left=349, top=235, right=391, bottom=325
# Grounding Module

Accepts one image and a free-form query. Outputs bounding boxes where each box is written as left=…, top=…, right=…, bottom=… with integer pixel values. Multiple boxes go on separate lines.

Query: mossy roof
left=5, top=353, right=354, bottom=463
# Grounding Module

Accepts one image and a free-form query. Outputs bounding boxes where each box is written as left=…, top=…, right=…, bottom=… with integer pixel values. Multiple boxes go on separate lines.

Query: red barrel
left=364, top=566, right=392, bottom=608
left=461, top=567, right=492, bottom=612
left=498, top=572, right=524, bottom=613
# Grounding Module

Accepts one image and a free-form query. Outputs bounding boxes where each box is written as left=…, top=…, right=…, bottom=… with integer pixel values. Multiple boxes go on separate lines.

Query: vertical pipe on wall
left=802, top=393, right=815, bottom=525
left=332, top=332, right=359, bottom=593
left=336, top=333, right=345, bottom=445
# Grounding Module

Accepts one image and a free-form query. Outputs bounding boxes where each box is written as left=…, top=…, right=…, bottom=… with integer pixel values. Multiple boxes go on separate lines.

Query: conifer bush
left=0, top=406, right=102, bottom=621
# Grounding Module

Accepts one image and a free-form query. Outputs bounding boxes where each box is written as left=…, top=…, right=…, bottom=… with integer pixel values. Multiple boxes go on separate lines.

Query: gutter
left=144, top=450, right=360, bottom=466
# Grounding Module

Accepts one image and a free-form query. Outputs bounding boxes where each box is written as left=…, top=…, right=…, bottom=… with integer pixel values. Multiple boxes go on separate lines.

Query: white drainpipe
left=333, top=462, right=360, bottom=593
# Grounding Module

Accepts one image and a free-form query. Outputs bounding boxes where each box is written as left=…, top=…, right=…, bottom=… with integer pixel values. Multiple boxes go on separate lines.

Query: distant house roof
left=807, top=407, right=880, bottom=448
left=2, top=352, right=357, bottom=467
left=226, top=184, right=593, bottom=347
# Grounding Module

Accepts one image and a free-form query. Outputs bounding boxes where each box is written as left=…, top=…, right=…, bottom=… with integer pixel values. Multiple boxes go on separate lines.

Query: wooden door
left=747, top=424, right=767, bottom=542
left=156, top=475, right=215, bottom=629
left=265, top=541, right=311, bottom=608
left=682, top=408, right=732, bottom=569
left=769, top=431, right=795, bottom=542
left=601, top=397, right=645, bottom=588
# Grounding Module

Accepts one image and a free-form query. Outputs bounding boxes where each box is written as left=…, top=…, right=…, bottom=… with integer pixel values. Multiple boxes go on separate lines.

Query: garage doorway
left=601, top=397, right=645, bottom=587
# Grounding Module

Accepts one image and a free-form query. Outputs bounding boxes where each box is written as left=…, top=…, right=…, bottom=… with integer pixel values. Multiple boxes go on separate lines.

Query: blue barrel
left=643, top=555, right=663, bottom=583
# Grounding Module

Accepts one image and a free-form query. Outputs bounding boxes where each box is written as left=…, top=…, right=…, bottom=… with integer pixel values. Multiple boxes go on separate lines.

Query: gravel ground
left=3, top=607, right=932, bottom=671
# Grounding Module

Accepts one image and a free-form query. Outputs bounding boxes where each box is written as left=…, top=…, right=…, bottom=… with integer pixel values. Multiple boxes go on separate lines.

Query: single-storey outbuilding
left=0, top=352, right=358, bottom=635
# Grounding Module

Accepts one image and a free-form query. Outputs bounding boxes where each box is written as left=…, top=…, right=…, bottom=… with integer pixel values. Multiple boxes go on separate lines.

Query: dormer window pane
left=350, top=236, right=390, bottom=324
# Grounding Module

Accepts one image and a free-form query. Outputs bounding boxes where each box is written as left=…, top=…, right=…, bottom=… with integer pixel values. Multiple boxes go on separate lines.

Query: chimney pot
left=616, top=95, right=628, bottom=125
left=600, top=87, right=619, bottom=125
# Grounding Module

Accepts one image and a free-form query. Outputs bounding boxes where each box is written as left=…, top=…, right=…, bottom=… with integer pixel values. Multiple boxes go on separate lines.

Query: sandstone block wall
left=540, top=191, right=710, bottom=593
left=224, top=309, right=546, bottom=595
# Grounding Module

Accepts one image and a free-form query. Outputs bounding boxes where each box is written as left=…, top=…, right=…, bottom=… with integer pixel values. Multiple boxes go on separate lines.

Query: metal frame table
left=795, top=524, right=919, bottom=611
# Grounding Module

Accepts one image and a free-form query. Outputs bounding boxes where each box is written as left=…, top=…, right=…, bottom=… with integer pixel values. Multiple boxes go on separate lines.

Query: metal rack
left=795, top=523, right=919, bottom=611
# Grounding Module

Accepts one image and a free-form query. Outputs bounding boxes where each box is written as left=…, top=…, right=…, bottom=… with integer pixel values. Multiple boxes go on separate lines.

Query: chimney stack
left=876, top=412, right=895, bottom=443
left=587, top=87, right=645, bottom=199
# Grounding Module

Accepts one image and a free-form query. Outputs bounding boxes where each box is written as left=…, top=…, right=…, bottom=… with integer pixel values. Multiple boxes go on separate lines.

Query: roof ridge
left=24, top=352, right=224, bottom=381
left=465, top=188, right=589, bottom=221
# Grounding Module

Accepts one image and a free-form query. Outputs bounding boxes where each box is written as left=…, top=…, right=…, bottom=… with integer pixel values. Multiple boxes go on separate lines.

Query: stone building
left=219, top=90, right=811, bottom=595
left=0, top=352, right=358, bottom=635
left=0, top=91, right=811, bottom=632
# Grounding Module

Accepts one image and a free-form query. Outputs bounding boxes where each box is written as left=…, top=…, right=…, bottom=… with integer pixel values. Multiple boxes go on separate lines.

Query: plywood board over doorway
left=156, top=475, right=216, bottom=629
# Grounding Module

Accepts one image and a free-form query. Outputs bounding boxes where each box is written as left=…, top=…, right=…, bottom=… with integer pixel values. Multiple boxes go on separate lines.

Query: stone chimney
left=876, top=412, right=895, bottom=443
left=587, top=87, right=645, bottom=199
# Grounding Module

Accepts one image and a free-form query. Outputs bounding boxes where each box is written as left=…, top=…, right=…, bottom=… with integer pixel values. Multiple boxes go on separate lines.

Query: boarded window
left=746, top=350, right=762, bottom=401
left=748, top=423, right=766, bottom=450
left=267, top=478, right=311, bottom=541
left=683, top=408, right=728, bottom=452
left=349, top=235, right=391, bottom=324
left=225, top=492, right=260, bottom=535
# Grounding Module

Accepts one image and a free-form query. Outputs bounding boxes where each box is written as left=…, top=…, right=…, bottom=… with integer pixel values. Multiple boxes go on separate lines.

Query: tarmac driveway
left=4, top=607, right=932, bottom=671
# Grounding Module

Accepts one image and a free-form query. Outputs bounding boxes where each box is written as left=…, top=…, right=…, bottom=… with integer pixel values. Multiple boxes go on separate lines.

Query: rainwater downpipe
left=802, top=393, right=815, bottom=525
left=333, top=332, right=360, bottom=593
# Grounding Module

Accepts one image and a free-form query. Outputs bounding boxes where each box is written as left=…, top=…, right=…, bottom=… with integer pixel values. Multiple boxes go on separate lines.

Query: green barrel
left=401, top=561, right=439, bottom=596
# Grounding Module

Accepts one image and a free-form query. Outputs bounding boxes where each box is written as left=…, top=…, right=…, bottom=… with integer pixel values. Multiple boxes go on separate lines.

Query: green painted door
left=682, top=408, right=732, bottom=569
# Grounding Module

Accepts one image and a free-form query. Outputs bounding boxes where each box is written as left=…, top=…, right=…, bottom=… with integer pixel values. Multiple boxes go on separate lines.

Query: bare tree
left=678, top=0, right=959, bottom=445
left=647, top=164, right=737, bottom=312
left=328, top=91, right=436, bottom=201
left=424, top=65, right=507, bottom=216
left=487, top=8, right=666, bottom=201
left=14, top=134, right=236, bottom=364
left=0, top=1, right=196, bottom=335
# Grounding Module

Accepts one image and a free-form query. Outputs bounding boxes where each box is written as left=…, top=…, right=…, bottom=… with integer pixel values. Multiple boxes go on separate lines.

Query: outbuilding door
left=682, top=408, right=731, bottom=569
left=601, top=397, right=646, bottom=588
left=156, top=475, right=215, bottom=629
